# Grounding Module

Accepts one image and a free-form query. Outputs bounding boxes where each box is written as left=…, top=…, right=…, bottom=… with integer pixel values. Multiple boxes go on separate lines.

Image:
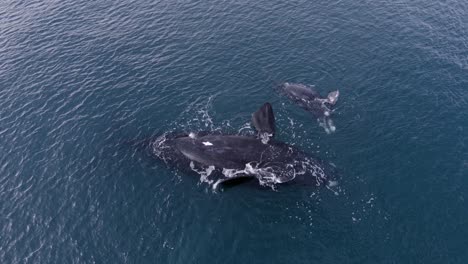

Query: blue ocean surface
left=1, top=0, right=467, bottom=263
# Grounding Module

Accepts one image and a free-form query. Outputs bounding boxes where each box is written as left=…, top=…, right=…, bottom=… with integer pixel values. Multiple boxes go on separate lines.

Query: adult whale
left=151, top=103, right=335, bottom=189
left=279, top=82, right=339, bottom=133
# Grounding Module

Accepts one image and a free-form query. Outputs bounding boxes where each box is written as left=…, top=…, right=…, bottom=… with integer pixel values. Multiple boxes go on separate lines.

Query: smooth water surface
left=1, top=0, right=467, bottom=263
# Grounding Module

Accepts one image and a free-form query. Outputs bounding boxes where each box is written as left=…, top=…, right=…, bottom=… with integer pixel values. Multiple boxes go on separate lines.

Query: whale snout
left=327, top=90, right=339, bottom=105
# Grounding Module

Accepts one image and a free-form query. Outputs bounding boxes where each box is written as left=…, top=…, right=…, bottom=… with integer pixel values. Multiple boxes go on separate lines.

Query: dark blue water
left=1, top=0, right=467, bottom=263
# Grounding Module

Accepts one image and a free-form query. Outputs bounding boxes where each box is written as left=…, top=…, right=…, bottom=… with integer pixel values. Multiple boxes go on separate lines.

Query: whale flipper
left=251, top=102, right=275, bottom=142
left=214, top=175, right=256, bottom=189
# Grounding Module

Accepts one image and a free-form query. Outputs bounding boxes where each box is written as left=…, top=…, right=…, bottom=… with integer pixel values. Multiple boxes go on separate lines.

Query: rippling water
left=1, top=0, right=467, bottom=263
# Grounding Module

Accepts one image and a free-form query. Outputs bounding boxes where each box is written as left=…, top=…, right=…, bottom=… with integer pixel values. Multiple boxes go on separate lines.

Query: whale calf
left=151, top=103, right=334, bottom=189
left=279, top=82, right=339, bottom=133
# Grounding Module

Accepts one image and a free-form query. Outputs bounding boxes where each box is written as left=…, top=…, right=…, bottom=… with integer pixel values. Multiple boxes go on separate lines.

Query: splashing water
left=318, top=117, right=336, bottom=134
left=152, top=96, right=338, bottom=194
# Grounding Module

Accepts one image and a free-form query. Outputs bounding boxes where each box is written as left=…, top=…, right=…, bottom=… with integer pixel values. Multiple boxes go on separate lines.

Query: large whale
left=279, top=82, right=339, bottom=133
left=151, top=103, right=335, bottom=189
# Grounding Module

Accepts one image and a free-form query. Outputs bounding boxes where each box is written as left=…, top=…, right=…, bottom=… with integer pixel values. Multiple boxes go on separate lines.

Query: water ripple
left=1, top=0, right=467, bottom=263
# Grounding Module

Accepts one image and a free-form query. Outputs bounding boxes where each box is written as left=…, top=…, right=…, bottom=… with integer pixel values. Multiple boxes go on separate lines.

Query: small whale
left=151, top=103, right=335, bottom=189
left=279, top=82, right=339, bottom=133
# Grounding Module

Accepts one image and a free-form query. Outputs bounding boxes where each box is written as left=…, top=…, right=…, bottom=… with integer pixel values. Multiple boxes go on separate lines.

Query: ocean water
left=1, top=0, right=467, bottom=263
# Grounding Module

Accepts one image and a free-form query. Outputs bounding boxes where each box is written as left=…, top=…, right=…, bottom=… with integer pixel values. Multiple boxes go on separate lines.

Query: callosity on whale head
left=150, top=102, right=335, bottom=189
left=327, top=90, right=340, bottom=106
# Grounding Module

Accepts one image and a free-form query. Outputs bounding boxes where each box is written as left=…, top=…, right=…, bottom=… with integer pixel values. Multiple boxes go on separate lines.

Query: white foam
left=318, top=117, right=336, bottom=134
left=328, top=119, right=336, bottom=132
left=259, top=132, right=272, bottom=144
left=190, top=162, right=216, bottom=184
left=212, top=179, right=223, bottom=190
left=237, top=122, right=252, bottom=135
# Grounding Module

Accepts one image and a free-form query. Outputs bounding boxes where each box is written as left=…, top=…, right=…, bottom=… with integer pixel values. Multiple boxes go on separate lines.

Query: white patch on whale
left=202, top=141, right=213, bottom=146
